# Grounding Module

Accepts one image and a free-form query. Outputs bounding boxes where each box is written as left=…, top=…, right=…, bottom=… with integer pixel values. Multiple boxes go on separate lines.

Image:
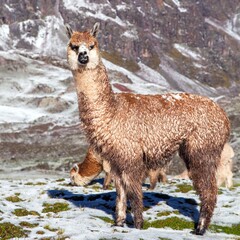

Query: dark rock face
left=1, top=0, right=240, bottom=88
left=0, top=0, right=239, bottom=176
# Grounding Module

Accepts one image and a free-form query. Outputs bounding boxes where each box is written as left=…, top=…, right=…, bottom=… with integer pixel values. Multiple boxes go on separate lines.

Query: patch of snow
left=138, top=62, right=170, bottom=89
left=121, top=29, right=138, bottom=40
left=232, top=13, right=240, bottom=34
left=205, top=18, right=240, bottom=42
left=164, top=2, right=174, bottom=9
left=0, top=105, right=44, bottom=123
left=174, top=44, right=204, bottom=61
left=4, top=3, right=14, bottom=12
left=0, top=177, right=239, bottom=240
left=103, top=59, right=165, bottom=94
left=62, top=0, right=126, bottom=27
left=0, top=50, right=75, bottom=125
left=137, top=7, right=145, bottom=16
left=171, top=0, right=187, bottom=13
left=152, top=33, right=161, bottom=39
left=116, top=4, right=127, bottom=11
left=160, top=62, right=218, bottom=97
left=85, top=11, right=126, bottom=27
left=0, top=24, right=10, bottom=50
left=34, top=16, right=67, bottom=58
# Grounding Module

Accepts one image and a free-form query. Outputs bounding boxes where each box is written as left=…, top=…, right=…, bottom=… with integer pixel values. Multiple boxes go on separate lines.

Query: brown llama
left=70, top=148, right=167, bottom=190
left=65, top=22, right=230, bottom=235
left=175, top=143, right=234, bottom=188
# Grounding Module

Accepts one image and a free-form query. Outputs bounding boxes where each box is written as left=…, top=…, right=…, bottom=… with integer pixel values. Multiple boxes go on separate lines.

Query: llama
left=65, top=23, right=230, bottom=235
left=216, top=143, right=234, bottom=188
left=70, top=148, right=168, bottom=190
left=174, top=143, right=234, bottom=188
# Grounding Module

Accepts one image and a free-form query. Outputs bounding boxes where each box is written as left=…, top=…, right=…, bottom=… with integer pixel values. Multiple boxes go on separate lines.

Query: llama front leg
left=115, top=177, right=127, bottom=227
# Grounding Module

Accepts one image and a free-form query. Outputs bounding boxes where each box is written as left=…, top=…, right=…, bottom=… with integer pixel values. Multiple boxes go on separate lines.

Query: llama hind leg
left=125, top=177, right=144, bottom=229
left=190, top=157, right=219, bottom=235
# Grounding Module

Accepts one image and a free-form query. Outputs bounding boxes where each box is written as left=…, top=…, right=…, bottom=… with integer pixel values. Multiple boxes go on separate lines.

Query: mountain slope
left=0, top=0, right=239, bottom=176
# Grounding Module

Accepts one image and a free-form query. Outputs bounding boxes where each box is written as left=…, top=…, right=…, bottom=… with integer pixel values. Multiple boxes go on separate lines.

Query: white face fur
left=66, top=23, right=101, bottom=71
left=70, top=170, right=95, bottom=186
left=67, top=43, right=100, bottom=71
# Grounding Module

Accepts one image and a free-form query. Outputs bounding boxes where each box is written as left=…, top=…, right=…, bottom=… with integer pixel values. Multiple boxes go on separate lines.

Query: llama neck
left=72, top=63, right=116, bottom=128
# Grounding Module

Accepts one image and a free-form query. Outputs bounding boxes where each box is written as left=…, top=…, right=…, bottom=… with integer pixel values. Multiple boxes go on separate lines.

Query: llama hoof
left=114, top=220, right=125, bottom=227
left=103, top=185, right=109, bottom=190
left=134, top=220, right=143, bottom=229
left=192, top=227, right=206, bottom=235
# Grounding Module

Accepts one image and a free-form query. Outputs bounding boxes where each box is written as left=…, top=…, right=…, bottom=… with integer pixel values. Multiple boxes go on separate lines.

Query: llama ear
left=73, top=163, right=79, bottom=172
left=90, top=22, right=100, bottom=38
left=65, top=24, right=73, bottom=39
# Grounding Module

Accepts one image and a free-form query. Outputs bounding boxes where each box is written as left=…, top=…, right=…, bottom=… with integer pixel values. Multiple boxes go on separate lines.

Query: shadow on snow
left=47, top=179, right=199, bottom=227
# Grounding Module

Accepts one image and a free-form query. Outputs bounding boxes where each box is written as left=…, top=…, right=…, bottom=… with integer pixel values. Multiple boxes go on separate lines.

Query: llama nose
left=78, top=51, right=89, bottom=65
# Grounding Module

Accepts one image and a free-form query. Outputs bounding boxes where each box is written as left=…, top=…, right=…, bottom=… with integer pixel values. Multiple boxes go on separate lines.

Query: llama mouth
left=78, top=56, right=89, bottom=65
left=78, top=60, right=89, bottom=65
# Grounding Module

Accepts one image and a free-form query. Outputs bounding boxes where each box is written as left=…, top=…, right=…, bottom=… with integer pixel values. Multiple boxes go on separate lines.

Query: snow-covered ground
left=0, top=174, right=239, bottom=240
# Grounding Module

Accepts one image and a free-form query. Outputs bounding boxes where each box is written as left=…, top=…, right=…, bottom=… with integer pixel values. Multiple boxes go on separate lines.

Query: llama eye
left=89, top=44, right=94, bottom=50
left=70, top=43, right=79, bottom=52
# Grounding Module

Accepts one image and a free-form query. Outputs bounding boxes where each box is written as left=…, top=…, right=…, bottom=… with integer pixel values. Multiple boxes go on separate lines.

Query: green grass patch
left=36, top=230, right=45, bottom=235
left=175, top=184, right=193, bottom=193
left=94, top=215, right=114, bottom=224
left=209, top=223, right=240, bottom=236
left=42, top=202, right=70, bottom=213
left=13, top=208, right=40, bottom=217
left=99, top=238, right=121, bottom=240
left=0, top=222, right=28, bottom=239
left=19, top=221, right=39, bottom=228
left=25, top=181, right=46, bottom=186
left=5, top=195, right=24, bottom=202
left=44, top=224, right=58, bottom=232
left=143, top=216, right=240, bottom=236
left=143, top=216, right=194, bottom=230
left=88, top=184, right=101, bottom=191
left=218, top=189, right=224, bottom=195
left=157, top=210, right=179, bottom=217
left=56, top=178, right=65, bottom=182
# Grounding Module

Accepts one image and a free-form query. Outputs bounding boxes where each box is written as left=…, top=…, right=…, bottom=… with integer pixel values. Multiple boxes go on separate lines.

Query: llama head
left=70, top=163, right=97, bottom=186
left=66, top=22, right=101, bottom=71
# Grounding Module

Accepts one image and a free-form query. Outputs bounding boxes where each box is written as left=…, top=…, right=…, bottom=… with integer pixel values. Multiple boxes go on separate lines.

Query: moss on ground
left=25, top=182, right=46, bottom=186
left=209, top=223, right=240, bottom=236
left=19, top=221, right=39, bottom=228
left=88, top=184, right=101, bottom=191
left=56, top=178, right=65, bottom=182
left=42, top=202, right=70, bottom=213
left=5, top=195, right=24, bottom=202
left=175, top=183, right=193, bottom=193
left=143, top=216, right=194, bottom=230
left=0, top=222, right=28, bottom=239
left=13, top=208, right=40, bottom=217
left=94, top=216, right=114, bottom=224
left=44, top=224, right=57, bottom=232
left=143, top=215, right=240, bottom=236
left=157, top=210, right=179, bottom=217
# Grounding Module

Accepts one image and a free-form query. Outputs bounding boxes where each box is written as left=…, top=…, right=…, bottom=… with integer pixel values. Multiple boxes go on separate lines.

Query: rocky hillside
left=0, top=0, right=239, bottom=177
